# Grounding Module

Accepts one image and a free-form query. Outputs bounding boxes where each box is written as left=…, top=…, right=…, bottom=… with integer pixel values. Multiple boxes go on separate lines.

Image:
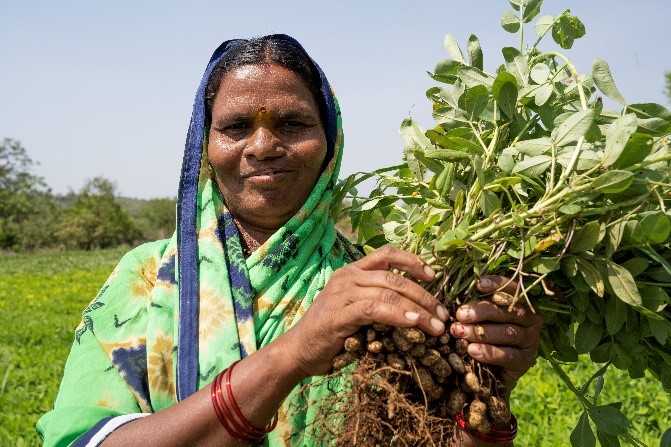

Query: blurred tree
left=666, top=72, right=671, bottom=104
left=0, top=138, right=59, bottom=250
left=137, top=198, right=175, bottom=240
left=56, top=177, right=140, bottom=250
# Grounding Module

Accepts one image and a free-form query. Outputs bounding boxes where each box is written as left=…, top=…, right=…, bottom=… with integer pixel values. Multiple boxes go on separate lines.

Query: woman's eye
left=279, top=121, right=308, bottom=131
left=221, top=122, right=251, bottom=137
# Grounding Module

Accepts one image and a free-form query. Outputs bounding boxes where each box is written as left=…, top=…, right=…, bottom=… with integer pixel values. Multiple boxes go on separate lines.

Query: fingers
left=330, top=246, right=447, bottom=335
left=354, top=245, right=435, bottom=282
left=454, top=300, right=542, bottom=327
left=352, top=269, right=443, bottom=316
left=450, top=319, right=538, bottom=349
left=476, top=275, right=518, bottom=295
left=465, top=343, right=538, bottom=382
left=339, top=298, right=447, bottom=336
left=450, top=299, right=544, bottom=385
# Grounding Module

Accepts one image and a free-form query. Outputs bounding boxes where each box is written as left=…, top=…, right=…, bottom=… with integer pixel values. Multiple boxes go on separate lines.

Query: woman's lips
left=243, top=169, right=294, bottom=183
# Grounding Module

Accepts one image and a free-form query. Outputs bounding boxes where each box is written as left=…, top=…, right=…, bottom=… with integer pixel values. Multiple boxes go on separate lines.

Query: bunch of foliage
left=0, top=138, right=59, bottom=250
left=332, top=1, right=671, bottom=445
left=56, top=177, right=141, bottom=250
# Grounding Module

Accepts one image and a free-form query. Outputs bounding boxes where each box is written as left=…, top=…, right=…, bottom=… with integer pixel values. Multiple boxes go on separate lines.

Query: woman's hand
left=449, top=275, right=544, bottom=393
left=283, top=245, right=447, bottom=378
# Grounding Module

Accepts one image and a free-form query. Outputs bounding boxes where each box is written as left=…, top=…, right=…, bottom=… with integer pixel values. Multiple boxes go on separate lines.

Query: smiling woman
left=37, top=35, right=542, bottom=447
left=207, top=63, right=327, bottom=239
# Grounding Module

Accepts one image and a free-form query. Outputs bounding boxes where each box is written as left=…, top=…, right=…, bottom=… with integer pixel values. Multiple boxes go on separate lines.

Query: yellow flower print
left=131, top=257, right=158, bottom=299
left=198, top=286, right=233, bottom=350
left=147, top=333, right=176, bottom=401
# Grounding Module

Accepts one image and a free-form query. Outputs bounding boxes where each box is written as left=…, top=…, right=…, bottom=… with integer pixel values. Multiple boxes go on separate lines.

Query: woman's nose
left=243, top=126, right=282, bottom=160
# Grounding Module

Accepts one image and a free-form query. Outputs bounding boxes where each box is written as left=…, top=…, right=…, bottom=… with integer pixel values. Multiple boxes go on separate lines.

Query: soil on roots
left=309, top=356, right=455, bottom=446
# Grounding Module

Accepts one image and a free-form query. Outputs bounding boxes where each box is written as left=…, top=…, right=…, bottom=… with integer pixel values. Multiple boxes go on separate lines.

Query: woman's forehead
left=211, top=63, right=320, bottom=114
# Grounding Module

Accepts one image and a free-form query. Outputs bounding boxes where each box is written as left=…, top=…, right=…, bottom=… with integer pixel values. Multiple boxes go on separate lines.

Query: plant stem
left=540, top=343, right=592, bottom=408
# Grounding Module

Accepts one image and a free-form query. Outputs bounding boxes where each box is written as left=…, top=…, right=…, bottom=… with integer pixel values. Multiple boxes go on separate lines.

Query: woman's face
left=207, top=63, right=327, bottom=231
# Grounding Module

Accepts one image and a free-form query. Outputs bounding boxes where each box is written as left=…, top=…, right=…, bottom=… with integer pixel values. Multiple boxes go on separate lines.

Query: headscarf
left=37, top=35, right=362, bottom=446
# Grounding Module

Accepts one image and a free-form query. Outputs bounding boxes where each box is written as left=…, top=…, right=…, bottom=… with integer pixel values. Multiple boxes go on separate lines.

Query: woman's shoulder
left=121, top=238, right=172, bottom=261
left=103, top=239, right=174, bottom=294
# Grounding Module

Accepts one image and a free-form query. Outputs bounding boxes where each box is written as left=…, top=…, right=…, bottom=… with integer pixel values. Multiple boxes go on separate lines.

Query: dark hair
left=205, top=36, right=328, bottom=135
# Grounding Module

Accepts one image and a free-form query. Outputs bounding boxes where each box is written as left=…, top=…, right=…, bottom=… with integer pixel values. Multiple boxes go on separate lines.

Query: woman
left=38, top=35, right=542, bottom=446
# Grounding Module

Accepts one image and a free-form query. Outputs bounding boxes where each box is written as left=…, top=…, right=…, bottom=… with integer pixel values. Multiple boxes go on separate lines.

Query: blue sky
left=2, top=1, right=669, bottom=199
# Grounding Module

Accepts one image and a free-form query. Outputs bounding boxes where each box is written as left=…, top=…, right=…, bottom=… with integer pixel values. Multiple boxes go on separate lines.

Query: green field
left=0, top=249, right=669, bottom=446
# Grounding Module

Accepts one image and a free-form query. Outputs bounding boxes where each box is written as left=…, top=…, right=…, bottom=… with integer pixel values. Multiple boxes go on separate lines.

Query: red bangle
left=455, top=410, right=518, bottom=443
left=210, top=360, right=278, bottom=442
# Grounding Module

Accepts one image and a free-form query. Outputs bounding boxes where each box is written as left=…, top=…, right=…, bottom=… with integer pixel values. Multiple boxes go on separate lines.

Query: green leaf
left=587, top=405, right=630, bottom=436
left=400, top=118, right=433, bottom=151
left=590, top=342, right=611, bottom=363
left=400, top=118, right=432, bottom=179
left=591, top=170, right=634, bottom=194
left=620, top=257, right=649, bottom=278
left=557, top=147, right=600, bottom=171
left=605, top=295, right=627, bottom=335
left=552, top=12, right=586, bottom=49
left=596, top=431, right=621, bottom=447
left=558, top=203, right=580, bottom=215
left=611, top=133, right=652, bottom=169
left=531, top=63, right=551, bottom=84
left=534, top=14, right=554, bottom=36
left=522, top=0, right=542, bottom=22
left=460, top=85, right=490, bottom=119
left=514, top=137, right=553, bottom=156
left=527, top=257, right=559, bottom=274
left=626, top=102, right=671, bottom=122
left=606, top=261, right=643, bottom=307
left=649, top=317, right=670, bottom=345
left=511, top=155, right=552, bottom=178
left=637, top=117, right=671, bottom=136
left=603, top=114, right=638, bottom=167
left=640, top=286, right=668, bottom=313
left=502, top=47, right=529, bottom=86
left=479, top=190, right=501, bottom=215
left=434, top=162, right=455, bottom=197
left=592, top=59, right=627, bottom=106
left=661, top=428, right=671, bottom=447
left=444, top=34, right=466, bottom=63
left=606, top=221, right=626, bottom=257
left=575, top=319, right=604, bottom=354
left=457, top=66, right=495, bottom=89
left=492, top=72, right=518, bottom=119
left=424, top=149, right=471, bottom=162
left=534, top=83, right=553, bottom=106
left=562, top=255, right=578, bottom=278
left=431, top=59, right=463, bottom=84
left=610, top=342, right=633, bottom=369
left=570, top=222, right=601, bottom=253
left=570, top=411, right=596, bottom=447
left=575, top=257, right=605, bottom=297
left=501, top=10, right=520, bottom=33
left=467, top=34, right=483, bottom=70
left=639, top=212, right=671, bottom=244
left=551, top=109, right=595, bottom=146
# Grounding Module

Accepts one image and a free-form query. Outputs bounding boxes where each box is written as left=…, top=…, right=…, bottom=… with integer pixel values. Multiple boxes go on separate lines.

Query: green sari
left=37, top=35, right=361, bottom=446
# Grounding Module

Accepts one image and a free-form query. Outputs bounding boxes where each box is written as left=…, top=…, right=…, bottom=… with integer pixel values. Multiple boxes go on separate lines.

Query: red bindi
left=258, top=106, right=267, bottom=113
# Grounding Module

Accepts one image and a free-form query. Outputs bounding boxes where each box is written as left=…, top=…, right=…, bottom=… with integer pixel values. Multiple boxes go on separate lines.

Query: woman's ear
left=200, top=126, right=214, bottom=184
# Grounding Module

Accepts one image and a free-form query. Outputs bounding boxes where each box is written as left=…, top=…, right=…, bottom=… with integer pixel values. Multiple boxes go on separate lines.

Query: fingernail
left=423, top=265, right=435, bottom=279
left=469, top=343, right=483, bottom=356
left=405, top=311, right=420, bottom=322
left=457, top=306, right=474, bottom=321
left=430, top=318, right=445, bottom=333
left=436, top=305, right=449, bottom=321
left=451, top=323, right=465, bottom=337
left=479, top=277, right=492, bottom=289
